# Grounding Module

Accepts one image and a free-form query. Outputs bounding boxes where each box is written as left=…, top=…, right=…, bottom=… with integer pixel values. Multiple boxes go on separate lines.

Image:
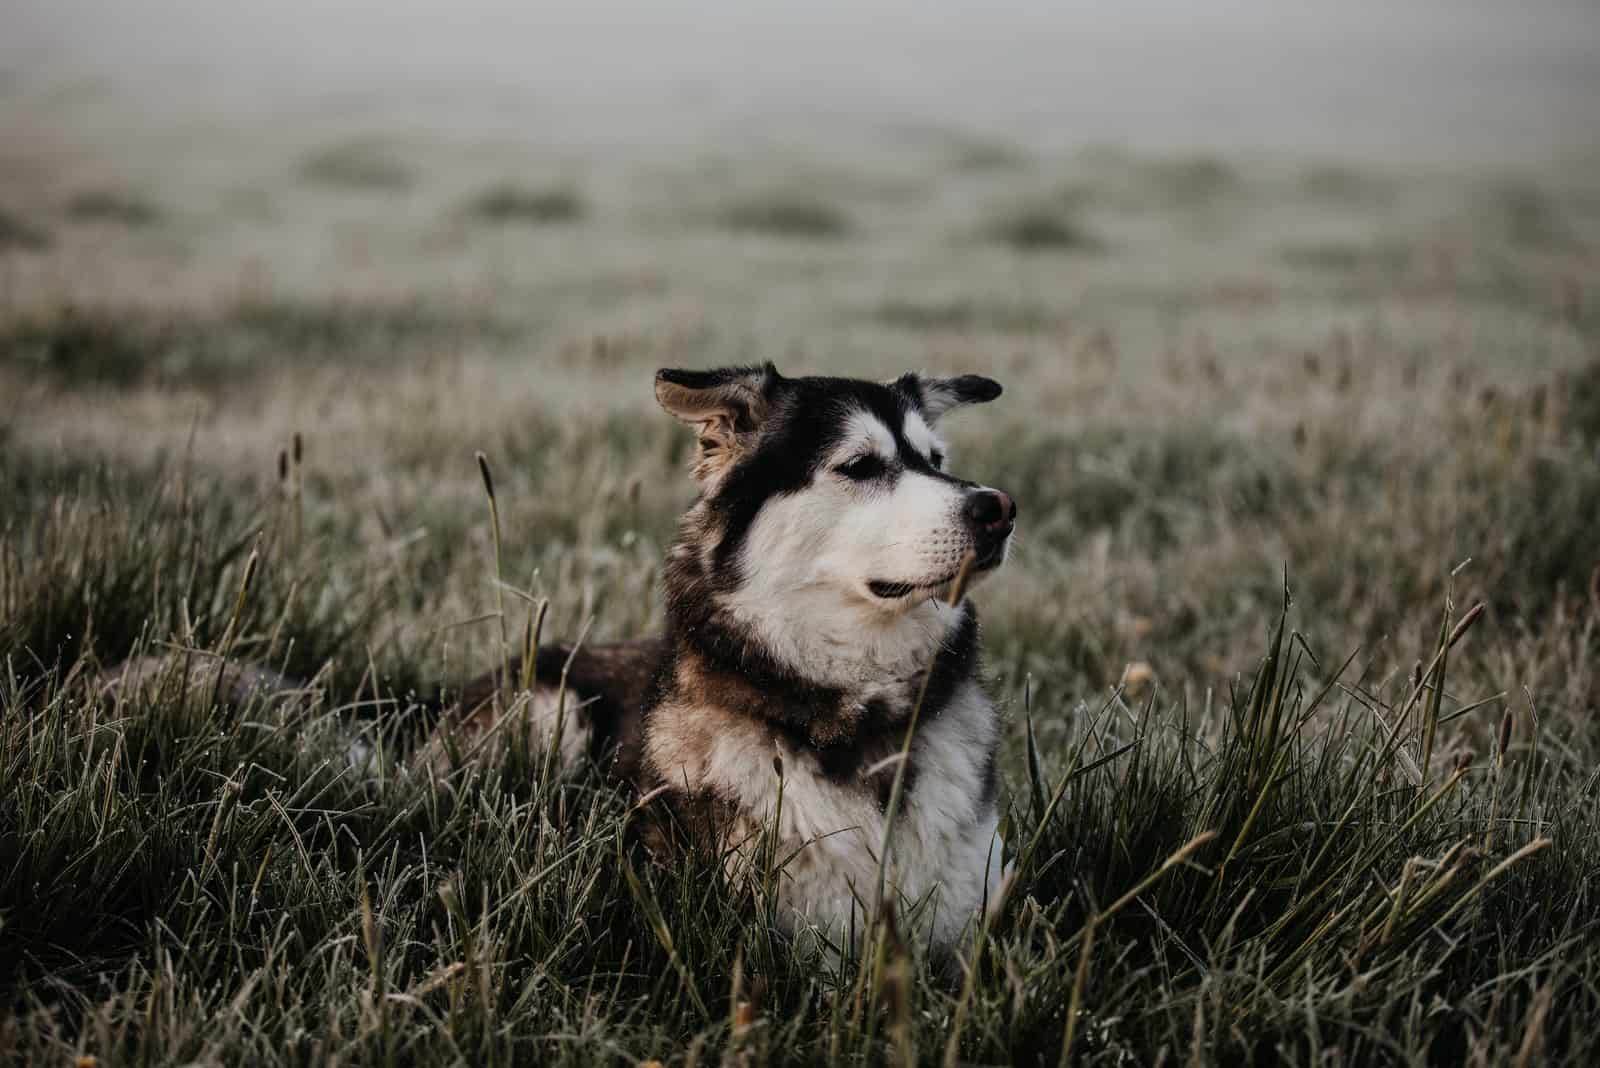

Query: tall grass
left=1, top=462, right=1595, bottom=1066
left=2, top=116, right=1596, bottom=1064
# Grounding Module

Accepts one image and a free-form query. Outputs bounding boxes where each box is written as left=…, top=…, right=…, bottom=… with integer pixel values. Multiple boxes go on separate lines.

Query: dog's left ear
left=655, top=363, right=781, bottom=484
left=893, top=373, right=1003, bottom=422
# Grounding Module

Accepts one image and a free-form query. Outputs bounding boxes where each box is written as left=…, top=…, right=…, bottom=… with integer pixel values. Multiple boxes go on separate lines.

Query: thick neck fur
left=660, top=503, right=982, bottom=751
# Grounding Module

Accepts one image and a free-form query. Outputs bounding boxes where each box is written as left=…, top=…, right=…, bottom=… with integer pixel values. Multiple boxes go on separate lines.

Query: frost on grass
left=1, top=489, right=1593, bottom=1066
left=2, top=119, right=1598, bottom=1064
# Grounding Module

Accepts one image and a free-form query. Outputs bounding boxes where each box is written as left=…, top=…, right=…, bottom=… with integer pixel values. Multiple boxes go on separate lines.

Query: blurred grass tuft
left=66, top=190, right=162, bottom=227
left=466, top=183, right=586, bottom=224
left=299, top=140, right=414, bottom=191
left=721, top=194, right=852, bottom=238
left=988, top=206, right=1103, bottom=252
left=0, top=204, right=52, bottom=250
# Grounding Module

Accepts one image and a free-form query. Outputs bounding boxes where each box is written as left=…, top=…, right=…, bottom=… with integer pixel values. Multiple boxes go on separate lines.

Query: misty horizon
left=6, top=0, right=1598, bottom=166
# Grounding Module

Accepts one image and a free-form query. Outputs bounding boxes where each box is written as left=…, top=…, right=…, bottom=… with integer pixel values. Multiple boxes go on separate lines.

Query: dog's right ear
left=893, top=373, right=1003, bottom=423
left=655, top=363, right=780, bottom=484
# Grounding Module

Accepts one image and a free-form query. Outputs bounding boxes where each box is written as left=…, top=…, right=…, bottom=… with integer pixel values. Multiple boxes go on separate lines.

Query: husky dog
left=99, top=364, right=1017, bottom=958
left=635, top=363, right=1017, bottom=956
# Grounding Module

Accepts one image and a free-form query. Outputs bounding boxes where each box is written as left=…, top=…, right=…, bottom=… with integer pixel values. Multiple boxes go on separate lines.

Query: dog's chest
left=649, top=678, right=1004, bottom=949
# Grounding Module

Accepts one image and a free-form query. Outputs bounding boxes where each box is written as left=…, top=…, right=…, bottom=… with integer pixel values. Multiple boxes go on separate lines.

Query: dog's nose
left=965, top=489, right=1017, bottom=531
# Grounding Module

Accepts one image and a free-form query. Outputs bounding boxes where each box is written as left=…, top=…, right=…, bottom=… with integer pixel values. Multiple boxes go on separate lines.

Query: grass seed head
left=476, top=450, right=496, bottom=502
left=1448, top=602, right=1487, bottom=650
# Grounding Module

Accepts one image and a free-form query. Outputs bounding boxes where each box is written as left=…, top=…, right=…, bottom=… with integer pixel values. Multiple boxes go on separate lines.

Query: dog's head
left=655, top=363, right=1016, bottom=626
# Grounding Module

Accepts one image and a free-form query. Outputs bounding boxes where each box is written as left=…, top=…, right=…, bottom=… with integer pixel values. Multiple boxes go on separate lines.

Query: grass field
left=2, top=62, right=1600, bottom=1065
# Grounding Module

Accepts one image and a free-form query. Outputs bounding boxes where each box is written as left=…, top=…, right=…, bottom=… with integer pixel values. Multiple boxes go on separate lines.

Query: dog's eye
left=929, top=449, right=944, bottom=470
left=836, top=455, right=886, bottom=481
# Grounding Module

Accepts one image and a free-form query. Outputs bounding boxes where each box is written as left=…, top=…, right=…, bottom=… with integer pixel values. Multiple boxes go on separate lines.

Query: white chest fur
left=653, top=678, right=1004, bottom=956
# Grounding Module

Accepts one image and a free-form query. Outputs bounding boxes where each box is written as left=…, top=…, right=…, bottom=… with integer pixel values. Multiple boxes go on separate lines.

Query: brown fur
left=654, top=365, right=775, bottom=484
left=440, top=637, right=663, bottom=779
left=643, top=647, right=917, bottom=825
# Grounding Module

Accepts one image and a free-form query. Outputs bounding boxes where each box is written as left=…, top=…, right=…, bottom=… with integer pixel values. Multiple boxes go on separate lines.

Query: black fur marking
left=803, top=607, right=979, bottom=802
left=977, top=744, right=999, bottom=809
left=707, top=375, right=935, bottom=576
left=658, top=601, right=982, bottom=814
left=943, top=374, right=1003, bottom=404
left=916, top=603, right=981, bottom=728
left=891, top=372, right=924, bottom=409
left=769, top=715, right=918, bottom=813
left=661, top=605, right=846, bottom=728
left=892, top=372, right=1003, bottom=419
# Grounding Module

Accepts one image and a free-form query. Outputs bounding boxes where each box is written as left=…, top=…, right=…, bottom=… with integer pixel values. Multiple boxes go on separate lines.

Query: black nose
left=965, top=489, right=1017, bottom=531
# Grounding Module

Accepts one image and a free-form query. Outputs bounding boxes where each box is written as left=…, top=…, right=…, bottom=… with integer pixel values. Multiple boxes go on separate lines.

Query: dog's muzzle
left=865, top=487, right=1019, bottom=600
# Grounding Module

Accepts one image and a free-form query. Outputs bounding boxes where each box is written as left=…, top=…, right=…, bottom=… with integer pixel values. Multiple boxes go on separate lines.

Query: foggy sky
left=6, top=1, right=1599, bottom=164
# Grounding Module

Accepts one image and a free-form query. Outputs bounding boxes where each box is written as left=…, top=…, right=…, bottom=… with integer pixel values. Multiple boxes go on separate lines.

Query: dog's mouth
left=866, top=577, right=946, bottom=600
left=866, top=544, right=1007, bottom=601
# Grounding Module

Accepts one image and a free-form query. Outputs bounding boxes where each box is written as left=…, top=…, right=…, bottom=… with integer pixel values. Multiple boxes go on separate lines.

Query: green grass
left=0, top=205, right=50, bottom=251
left=0, top=301, right=523, bottom=391
left=720, top=195, right=852, bottom=238
left=1, top=469, right=1594, bottom=1065
left=65, top=191, right=162, bottom=228
left=875, top=298, right=1051, bottom=334
left=2, top=101, right=1599, bottom=1063
left=986, top=207, right=1102, bottom=253
left=300, top=141, right=415, bottom=192
left=466, top=184, right=586, bottom=225
left=1138, top=155, right=1239, bottom=205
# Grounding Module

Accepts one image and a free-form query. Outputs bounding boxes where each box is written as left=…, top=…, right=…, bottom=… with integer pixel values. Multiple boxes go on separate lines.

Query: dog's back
left=96, top=638, right=664, bottom=781
left=444, top=638, right=662, bottom=779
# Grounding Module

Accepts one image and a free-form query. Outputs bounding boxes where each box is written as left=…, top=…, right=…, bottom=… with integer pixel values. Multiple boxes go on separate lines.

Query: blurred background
left=1, top=1, right=1597, bottom=699
left=10, top=1, right=1599, bottom=161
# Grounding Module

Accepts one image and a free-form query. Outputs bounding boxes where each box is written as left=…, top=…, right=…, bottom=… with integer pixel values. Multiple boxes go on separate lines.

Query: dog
left=635, top=363, right=1015, bottom=957
left=101, top=363, right=1018, bottom=959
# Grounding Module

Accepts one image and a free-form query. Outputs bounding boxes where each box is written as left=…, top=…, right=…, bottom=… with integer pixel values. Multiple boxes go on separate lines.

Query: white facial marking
left=901, top=409, right=947, bottom=469
left=852, top=410, right=898, bottom=461
left=718, top=407, right=985, bottom=689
